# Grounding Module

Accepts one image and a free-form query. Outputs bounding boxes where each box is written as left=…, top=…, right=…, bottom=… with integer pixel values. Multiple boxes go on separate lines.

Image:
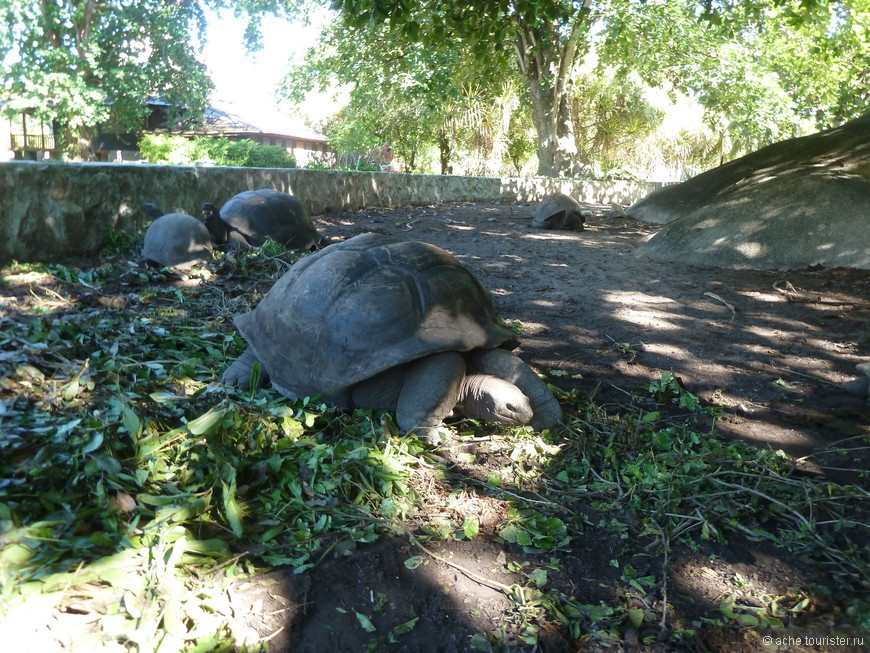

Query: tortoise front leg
left=221, top=346, right=270, bottom=391
left=396, top=351, right=466, bottom=444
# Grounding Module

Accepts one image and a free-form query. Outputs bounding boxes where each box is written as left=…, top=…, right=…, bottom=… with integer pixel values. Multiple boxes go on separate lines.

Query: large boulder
left=629, top=114, right=870, bottom=270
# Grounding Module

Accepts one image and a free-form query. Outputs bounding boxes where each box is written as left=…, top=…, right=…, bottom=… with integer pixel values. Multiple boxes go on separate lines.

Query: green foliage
left=0, top=0, right=215, bottom=159
left=571, top=70, right=664, bottom=175
left=320, top=0, right=619, bottom=175
left=137, top=134, right=199, bottom=165
left=550, top=405, right=866, bottom=572
left=647, top=371, right=704, bottom=412
left=138, top=134, right=296, bottom=168
left=505, top=107, right=537, bottom=176
left=443, top=80, right=523, bottom=176
left=0, top=252, right=422, bottom=645
left=323, top=0, right=868, bottom=176
left=0, top=0, right=303, bottom=160
left=280, top=4, right=519, bottom=175
left=198, top=137, right=297, bottom=168
left=317, top=108, right=384, bottom=168
left=599, top=0, right=870, bottom=157
left=499, top=510, right=570, bottom=553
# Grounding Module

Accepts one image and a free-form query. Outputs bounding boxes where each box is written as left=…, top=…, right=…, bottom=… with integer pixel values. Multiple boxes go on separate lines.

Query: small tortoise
left=531, top=193, right=586, bottom=231
left=222, top=233, right=562, bottom=441
left=208, top=188, right=325, bottom=249
left=142, top=212, right=214, bottom=268
left=142, top=202, right=244, bottom=268
left=842, top=362, right=870, bottom=400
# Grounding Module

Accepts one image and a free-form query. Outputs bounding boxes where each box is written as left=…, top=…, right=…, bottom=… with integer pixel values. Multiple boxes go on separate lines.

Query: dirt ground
left=225, top=201, right=869, bottom=652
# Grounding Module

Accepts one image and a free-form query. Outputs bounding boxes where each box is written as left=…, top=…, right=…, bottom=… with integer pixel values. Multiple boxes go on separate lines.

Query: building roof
left=196, top=99, right=329, bottom=143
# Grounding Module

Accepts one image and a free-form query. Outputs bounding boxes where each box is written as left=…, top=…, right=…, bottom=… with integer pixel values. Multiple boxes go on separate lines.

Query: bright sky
left=200, top=8, right=336, bottom=129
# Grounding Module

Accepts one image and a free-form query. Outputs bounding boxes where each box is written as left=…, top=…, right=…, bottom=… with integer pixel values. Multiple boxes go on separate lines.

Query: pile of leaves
left=1, top=244, right=868, bottom=651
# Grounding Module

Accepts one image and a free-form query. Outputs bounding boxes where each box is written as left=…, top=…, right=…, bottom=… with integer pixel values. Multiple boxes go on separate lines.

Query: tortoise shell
left=142, top=212, right=212, bottom=268
left=233, top=233, right=519, bottom=406
left=531, top=193, right=586, bottom=231
left=219, top=189, right=323, bottom=249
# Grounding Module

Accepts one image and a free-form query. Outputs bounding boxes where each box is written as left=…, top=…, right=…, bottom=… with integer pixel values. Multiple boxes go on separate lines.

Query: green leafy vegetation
left=0, top=0, right=300, bottom=160
left=4, top=1, right=866, bottom=176
left=0, top=249, right=867, bottom=649
left=138, top=134, right=297, bottom=168
left=322, top=0, right=869, bottom=176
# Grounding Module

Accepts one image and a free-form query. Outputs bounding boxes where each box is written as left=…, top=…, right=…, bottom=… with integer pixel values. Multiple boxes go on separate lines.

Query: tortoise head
left=143, top=202, right=163, bottom=220
left=201, top=202, right=229, bottom=245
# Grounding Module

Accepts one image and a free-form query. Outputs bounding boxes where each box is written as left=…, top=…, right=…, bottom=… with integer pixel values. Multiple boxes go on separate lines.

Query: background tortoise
left=222, top=232, right=562, bottom=441
left=843, top=362, right=870, bottom=400
left=531, top=193, right=586, bottom=231
left=142, top=212, right=213, bottom=268
left=212, top=188, right=325, bottom=249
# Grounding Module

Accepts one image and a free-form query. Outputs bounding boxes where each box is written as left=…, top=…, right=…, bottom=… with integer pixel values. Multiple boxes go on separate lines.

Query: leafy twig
left=394, top=521, right=514, bottom=595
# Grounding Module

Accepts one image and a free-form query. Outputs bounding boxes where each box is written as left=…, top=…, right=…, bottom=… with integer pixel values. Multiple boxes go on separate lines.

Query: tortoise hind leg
left=468, top=349, right=563, bottom=431
left=221, top=346, right=270, bottom=391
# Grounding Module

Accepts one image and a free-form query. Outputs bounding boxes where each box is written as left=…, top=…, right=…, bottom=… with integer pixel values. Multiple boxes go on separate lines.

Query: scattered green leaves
left=2, top=252, right=867, bottom=652
left=499, top=509, right=570, bottom=553
left=648, top=371, right=704, bottom=412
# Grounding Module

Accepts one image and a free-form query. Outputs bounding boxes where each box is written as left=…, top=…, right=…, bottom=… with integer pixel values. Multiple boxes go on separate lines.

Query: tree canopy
left=2, top=0, right=867, bottom=173
left=323, top=0, right=869, bottom=176
left=600, top=0, right=870, bottom=150
left=0, top=0, right=298, bottom=159
left=280, top=15, right=518, bottom=173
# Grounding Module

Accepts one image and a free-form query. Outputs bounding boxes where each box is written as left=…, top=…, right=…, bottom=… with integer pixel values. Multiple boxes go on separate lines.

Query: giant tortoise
left=210, top=188, right=325, bottom=249
left=531, top=193, right=586, bottom=231
left=222, top=233, right=563, bottom=442
left=843, top=362, right=870, bottom=400
left=141, top=201, right=244, bottom=268
left=142, top=212, right=214, bottom=269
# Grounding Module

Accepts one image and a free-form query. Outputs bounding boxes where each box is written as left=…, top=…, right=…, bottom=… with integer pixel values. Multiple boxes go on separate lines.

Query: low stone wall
left=0, top=161, right=664, bottom=263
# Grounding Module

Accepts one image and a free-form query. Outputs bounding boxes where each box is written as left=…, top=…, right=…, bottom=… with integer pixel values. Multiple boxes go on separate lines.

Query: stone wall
left=0, top=161, right=664, bottom=263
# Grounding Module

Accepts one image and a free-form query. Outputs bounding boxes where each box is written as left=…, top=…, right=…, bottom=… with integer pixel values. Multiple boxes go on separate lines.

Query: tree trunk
left=62, top=124, right=97, bottom=161
left=527, top=72, right=581, bottom=177
left=404, top=145, right=417, bottom=173
left=513, top=6, right=593, bottom=177
left=438, top=131, right=452, bottom=175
